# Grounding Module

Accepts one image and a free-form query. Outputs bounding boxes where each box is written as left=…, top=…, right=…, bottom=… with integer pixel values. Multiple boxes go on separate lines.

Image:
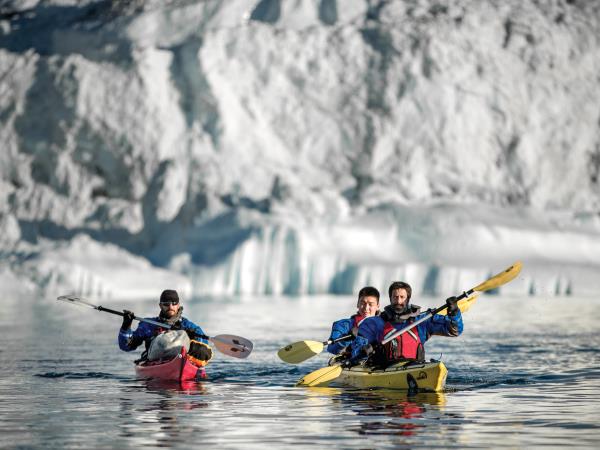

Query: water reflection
left=305, top=387, right=448, bottom=438
left=143, top=379, right=208, bottom=396
left=352, top=390, right=446, bottom=437
left=4, top=295, right=600, bottom=449
left=117, top=379, right=209, bottom=447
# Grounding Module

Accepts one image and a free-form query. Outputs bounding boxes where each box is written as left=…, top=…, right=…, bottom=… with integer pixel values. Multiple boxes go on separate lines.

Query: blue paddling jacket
left=118, top=317, right=208, bottom=352
left=326, top=315, right=363, bottom=354
left=349, top=305, right=463, bottom=362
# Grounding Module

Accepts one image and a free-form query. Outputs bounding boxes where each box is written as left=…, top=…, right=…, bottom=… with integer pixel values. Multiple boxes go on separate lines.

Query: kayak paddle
left=296, top=364, right=343, bottom=387
left=438, top=293, right=478, bottom=316
left=381, top=261, right=522, bottom=345
left=278, top=334, right=353, bottom=364
left=281, top=294, right=479, bottom=365
left=296, top=261, right=522, bottom=387
left=56, top=295, right=253, bottom=358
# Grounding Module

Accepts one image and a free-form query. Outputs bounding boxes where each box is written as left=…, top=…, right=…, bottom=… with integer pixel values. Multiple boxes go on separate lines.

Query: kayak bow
left=135, top=347, right=207, bottom=382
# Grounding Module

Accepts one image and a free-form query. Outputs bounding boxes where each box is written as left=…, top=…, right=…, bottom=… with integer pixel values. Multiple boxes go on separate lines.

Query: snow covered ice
left=1, top=0, right=600, bottom=299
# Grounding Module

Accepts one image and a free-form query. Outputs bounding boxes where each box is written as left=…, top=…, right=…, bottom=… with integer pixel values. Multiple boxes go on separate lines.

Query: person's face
left=159, top=301, right=180, bottom=318
left=390, top=288, right=409, bottom=309
left=357, top=295, right=379, bottom=318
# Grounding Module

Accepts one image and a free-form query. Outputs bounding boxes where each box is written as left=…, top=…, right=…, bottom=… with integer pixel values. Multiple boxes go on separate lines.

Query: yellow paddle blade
left=296, top=365, right=343, bottom=387
left=277, top=340, right=324, bottom=364
left=473, top=261, right=522, bottom=293
left=438, top=294, right=478, bottom=316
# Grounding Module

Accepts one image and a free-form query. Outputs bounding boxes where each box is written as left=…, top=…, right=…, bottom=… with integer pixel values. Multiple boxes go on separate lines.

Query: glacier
left=1, top=0, right=600, bottom=299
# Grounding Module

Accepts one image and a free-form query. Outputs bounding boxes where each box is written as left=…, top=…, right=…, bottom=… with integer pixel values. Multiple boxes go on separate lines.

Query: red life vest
left=381, top=320, right=424, bottom=361
left=352, top=314, right=365, bottom=328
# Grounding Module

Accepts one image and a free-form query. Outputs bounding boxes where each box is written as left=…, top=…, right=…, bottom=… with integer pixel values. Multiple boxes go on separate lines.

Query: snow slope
left=1, top=0, right=599, bottom=299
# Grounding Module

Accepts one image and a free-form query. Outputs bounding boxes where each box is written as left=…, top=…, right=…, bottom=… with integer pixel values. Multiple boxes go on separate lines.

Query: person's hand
left=329, top=353, right=345, bottom=365
left=446, top=296, right=459, bottom=316
left=340, top=347, right=352, bottom=359
left=121, top=310, right=134, bottom=330
left=362, top=344, right=374, bottom=356
left=341, top=358, right=354, bottom=368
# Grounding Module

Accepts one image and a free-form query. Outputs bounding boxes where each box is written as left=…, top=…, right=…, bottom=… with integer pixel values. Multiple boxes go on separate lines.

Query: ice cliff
left=1, top=0, right=600, bottom=299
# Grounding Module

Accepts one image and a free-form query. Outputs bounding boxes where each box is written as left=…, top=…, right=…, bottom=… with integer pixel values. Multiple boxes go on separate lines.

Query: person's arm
left=118, top=321, right=151, bottom=351
left=181, top=318, right=209, bottom=344
left=422, top=309, right=463, bottom=340
left=349, top=317, right=382, bottom=361
left=326, top=318, right=352, bottom=354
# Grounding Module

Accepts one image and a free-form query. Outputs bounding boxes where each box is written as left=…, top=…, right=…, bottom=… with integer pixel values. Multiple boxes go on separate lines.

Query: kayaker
left=118, top=289, right=212, bottom=362
left=347, top=281, right=462, bottom=367
left=326, top=286, right=380, bottom=355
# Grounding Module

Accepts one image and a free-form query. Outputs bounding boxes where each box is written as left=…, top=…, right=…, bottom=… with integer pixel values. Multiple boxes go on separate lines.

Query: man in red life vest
left=326, top=286, right=380, bottom=355
left=348, top=281, right=462, bottom=367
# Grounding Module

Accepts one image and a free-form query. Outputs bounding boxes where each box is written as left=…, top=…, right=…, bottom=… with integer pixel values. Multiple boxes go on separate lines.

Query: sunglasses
left=159, top=301, right=179, bottom=306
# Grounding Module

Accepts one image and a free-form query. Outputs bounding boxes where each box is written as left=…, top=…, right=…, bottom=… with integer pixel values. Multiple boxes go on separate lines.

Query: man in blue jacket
left=118, top=289, right=211, bottom=361
left=327, top=286, right=380, bottom=355
left=348, top=281, right=462, bottom=367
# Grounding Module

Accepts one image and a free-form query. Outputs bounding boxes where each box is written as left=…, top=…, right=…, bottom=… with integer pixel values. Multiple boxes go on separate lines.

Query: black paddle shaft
left=331, top=289, right=474, bottom=347
left=428, top=289, right=473, bottom=315
left=381, top=289, right=472, bottom=346
left=97, top=305, right=128, bottom=317
left=325, top=291, right=471, bottom=348
left=325, top=334, right=353, bottom=345
left=333, top=289, right=473, bottom=348
left=95, top=305, right=210, bottom=341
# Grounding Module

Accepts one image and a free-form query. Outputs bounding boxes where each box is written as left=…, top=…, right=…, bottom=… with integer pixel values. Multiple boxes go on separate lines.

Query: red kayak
left=135, top=347, right=207, bottom=382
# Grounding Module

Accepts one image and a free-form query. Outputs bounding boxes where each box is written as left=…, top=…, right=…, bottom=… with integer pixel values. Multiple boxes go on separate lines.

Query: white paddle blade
left=210, top=334, right=253, bottom=359
left=56, top=295, right=97, bottom=309
left=277, top=340, right=325, bottom=364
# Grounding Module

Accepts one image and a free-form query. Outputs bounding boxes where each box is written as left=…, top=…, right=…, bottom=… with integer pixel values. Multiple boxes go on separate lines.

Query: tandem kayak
left=134, top=347, right=207, bottom=382
left=333, top=360, right=448, bottom=392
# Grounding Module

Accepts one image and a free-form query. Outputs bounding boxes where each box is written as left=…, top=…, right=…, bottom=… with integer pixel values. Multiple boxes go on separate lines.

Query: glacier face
left=1, top=0, right=600, bottom=299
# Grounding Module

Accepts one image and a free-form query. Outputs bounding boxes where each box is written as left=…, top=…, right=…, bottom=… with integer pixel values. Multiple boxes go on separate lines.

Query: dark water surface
left=1, top=294, right=599, bottom=449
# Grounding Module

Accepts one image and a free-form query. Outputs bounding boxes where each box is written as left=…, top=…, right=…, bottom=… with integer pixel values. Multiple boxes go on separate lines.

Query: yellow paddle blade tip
left=496, top=261, right=523, bottom=285
left=473, top=261, right=523, bottom=292
left=510, top=261, right=523, bottom=274
left=277, top=341, right=324, bottom=364
left=296, top=365, right=343, bottom=387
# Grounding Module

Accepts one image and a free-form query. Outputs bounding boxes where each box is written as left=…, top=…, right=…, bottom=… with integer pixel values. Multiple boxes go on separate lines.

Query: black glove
left=446, top=296, right=459, bottom=316
left=340, top=347, right=352, bottom=359
left=341, top=358, right=354, bottom=369
left=189, top=341, right=213, bottom=361
left=121, top=310, right=134, bottom=330
left=363, top=344, right=374, bottom=356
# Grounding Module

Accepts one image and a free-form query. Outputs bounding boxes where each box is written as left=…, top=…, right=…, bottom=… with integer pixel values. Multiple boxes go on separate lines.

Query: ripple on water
left=2, top=295, right=600, bottom=448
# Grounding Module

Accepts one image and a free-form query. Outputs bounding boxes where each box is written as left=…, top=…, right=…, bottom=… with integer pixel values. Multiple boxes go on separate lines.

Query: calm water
left=1, top=294, right=599, bottom=449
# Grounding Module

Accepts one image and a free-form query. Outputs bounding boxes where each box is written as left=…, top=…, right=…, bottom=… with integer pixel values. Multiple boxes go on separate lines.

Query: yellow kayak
left=334, top=360, right=448, bottom=392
